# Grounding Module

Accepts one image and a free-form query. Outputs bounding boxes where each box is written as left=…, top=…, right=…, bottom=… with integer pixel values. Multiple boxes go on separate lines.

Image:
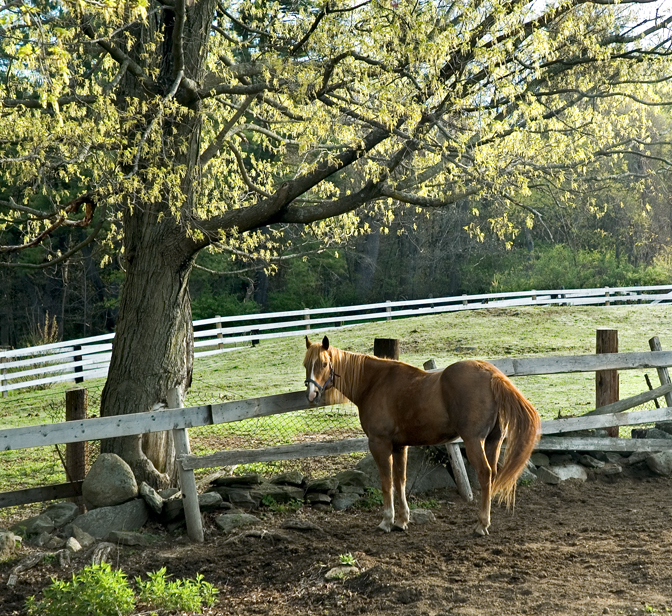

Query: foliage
left=355, top=488, right=384, bottom=510
left=26, top=563, right=135, bottom=616
left=25, top=563, right=217, bottom=616
left=338, top=553, right=357, bottom=567
left=261, top=494, right=303, bottom=513
left=135, top=567, right=218, bottom=612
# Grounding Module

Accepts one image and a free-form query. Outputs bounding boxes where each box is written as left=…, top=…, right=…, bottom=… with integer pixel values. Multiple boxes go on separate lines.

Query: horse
left=303, top=336, right=540, bottom=536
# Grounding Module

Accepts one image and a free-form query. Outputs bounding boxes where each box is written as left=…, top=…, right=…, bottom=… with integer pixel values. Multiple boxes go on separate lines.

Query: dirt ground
left=2, top=475, right=672, bottom=616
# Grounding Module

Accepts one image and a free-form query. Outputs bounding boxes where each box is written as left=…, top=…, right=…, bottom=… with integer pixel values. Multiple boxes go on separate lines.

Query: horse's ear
left=305, top=336, right=312, bottom=349
left=322, top=336, right=330, bottom=350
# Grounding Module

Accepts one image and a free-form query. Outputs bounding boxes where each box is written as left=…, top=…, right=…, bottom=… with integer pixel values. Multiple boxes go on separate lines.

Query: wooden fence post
left=604, top=286, right=611, bottom=307
left=596, top=328, right=619, bottom=437
left=73, top=344, right=83, bottom=384
left=304, top=309, right=310, bottom=330
left=216, top=317, right=224, bottom=350
left=374, top=338, right=399, bottom=360
left=386, top=300, right=392, bottom=321
left=649, top=336, right=672, bottom=408
left=168, top=388, right=204, bottom=543
left=65, top=388, right=88, bottom=507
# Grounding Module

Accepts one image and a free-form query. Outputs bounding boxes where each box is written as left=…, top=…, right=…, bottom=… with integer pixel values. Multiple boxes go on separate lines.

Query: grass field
left=1, top=304, right=671, bottom=519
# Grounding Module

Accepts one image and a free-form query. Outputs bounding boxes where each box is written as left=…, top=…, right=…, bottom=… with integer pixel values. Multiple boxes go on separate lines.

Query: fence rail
left=2, top=285, right=672, bottom=395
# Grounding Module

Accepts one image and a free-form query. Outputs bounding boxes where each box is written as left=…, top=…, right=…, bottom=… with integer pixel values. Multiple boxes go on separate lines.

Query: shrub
left=26, top=563, right=218, bottom=616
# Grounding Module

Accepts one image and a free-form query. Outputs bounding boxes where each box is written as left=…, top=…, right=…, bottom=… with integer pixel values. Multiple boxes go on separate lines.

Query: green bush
left=26, top=563, right=135, bottom=616
left=25, top=562, right=218, bottom=616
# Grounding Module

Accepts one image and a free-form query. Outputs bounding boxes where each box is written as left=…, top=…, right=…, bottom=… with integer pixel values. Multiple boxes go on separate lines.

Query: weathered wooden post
left=374, top=338, right=399, bottom=360
left=168, top=388, right=204, bottom=542
left=649, top=336, right=672, bottom=408
left=304, top=308, right=311, bottom=330
left=65, top=387, right=88, bottom=507
left=422, top=359, right=473, bottom=502
left=216, top=316, right=224, bottom=350
left=386, top=300, right=392, bottom=321
left=596, top=328, right=619, bottom=437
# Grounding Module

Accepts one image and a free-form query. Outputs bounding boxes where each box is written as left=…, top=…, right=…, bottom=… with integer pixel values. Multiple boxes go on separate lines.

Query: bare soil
left=3, top=475, right=672, bottom=616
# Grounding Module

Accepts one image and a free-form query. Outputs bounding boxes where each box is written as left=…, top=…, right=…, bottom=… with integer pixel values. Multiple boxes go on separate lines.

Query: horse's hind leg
left=392, top=446, right=409, bottom=531
left=369, top=437, right=395, bottom=532
left=484, top=425, right=503, bottom=481
left=463, top=438, right=493, bottom=536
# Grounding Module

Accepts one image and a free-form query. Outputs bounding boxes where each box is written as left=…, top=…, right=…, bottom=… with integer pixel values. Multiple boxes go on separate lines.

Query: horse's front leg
left=369, top=437, right=395, bottom=532
left=393, top=446, right=409, bottom=531
left=463, top=438, right=492, bottom=536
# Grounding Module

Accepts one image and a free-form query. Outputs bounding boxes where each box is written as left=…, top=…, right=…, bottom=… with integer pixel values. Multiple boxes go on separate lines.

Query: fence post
left=374, top=338, right=399, bottom=360
left=649, top=336, right=672, bottom=408
left=462, top=294, right=468, bottom=307
left=168, top=388, right=204, bottom=542
left=216, top=317, right=224, bottom=350
left=604, top=286, right=611, bottom=307
left=386, top=300, right=392, bottom=321
left=65, top=387, right=88, bottom=508
left=1, top=354, right=7, bottom=398
left=304, top=308, right=310, bottom=330
left=73, top=344, right=83, bottom=384
left=596, top=328, right=619, bottom=437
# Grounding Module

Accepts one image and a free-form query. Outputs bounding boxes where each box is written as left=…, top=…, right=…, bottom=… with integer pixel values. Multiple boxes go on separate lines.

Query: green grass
left=1, top=304, right=671, bottom=516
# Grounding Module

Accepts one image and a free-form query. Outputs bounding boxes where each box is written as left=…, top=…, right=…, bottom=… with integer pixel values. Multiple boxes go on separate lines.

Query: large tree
left=1, top=0, right=671, bottom=486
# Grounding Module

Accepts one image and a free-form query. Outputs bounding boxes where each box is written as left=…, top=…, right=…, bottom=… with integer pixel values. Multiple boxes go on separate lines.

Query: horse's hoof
left=377, top=522, right=393, bottom=533
left=392, top=524, right=408, bottom=532
left=473, top=524, right=489, bottom=536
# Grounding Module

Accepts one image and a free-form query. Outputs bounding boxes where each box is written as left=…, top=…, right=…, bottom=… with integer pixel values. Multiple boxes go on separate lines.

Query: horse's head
left=303, top=335, right=336, bottom=403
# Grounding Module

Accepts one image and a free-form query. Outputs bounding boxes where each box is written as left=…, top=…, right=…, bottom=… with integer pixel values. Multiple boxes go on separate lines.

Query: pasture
left=2, top=304, right=672, bottom=615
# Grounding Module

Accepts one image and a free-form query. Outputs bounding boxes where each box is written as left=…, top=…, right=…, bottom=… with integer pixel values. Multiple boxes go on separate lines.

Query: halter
left=305, top=364, right=339, bottom=396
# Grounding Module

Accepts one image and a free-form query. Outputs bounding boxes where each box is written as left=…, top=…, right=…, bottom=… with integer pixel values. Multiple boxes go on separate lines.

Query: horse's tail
left=488, top=365, right=541, bottom=508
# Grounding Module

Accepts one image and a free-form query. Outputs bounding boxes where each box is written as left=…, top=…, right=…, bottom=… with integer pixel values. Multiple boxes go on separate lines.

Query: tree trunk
left=100, top=226, right=195, bottom=489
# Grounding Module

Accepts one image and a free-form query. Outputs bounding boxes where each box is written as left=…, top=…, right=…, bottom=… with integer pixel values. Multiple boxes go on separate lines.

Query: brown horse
left=304, top=336, right=540, bottom=535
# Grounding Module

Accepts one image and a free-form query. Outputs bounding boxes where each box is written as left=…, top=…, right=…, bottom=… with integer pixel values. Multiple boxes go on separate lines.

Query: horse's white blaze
left=307, top=361, right=318, bottom=402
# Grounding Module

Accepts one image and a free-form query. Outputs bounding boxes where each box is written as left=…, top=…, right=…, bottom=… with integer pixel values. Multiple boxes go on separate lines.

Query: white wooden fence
left=2, top=348, right=672, bottom=541
left=2, top=284, right=672, bottom=395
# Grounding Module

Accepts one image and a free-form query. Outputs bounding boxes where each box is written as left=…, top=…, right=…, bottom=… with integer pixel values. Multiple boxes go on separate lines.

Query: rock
left=654, top=421, right=672, bottom=435
left=27, top=532, right=52, bottom=548
left=69, top=499, right=148, bottom=540
left=107, top=531, right=149, bottom=547
left=410, top=508, right=437, bottom=525
left=45, top=536, right=66, bottom=550
left=89, top=542, right=116, bottom=565
left=536, top=464, right=587, bottom=484
left=208, top=486, right=262, bottom=511
left=56, top=549, right=71, bottom=568
left=212, top=474, right=263, bottom=487
left=215, top=513, right=261, bottom=534
left=624, top=451, right=649, bottom=466
left=633, top=428, right=672, bottom=440
left=0, top=530, right=19, bottom=560
left=335, top=470, right=370, bottom=489
left=139, top=482, right=164, bottom=515
left=517, top=465, right=537, bottom=485
left=593, top=463, right=622, bottom=477
left=270, top=471, right=305, bottom=487
left=43, top=502, right=80, bottom=528
left=646, top=451, right=672, bottom=476
left=257, top=483, right=305, bottom=504
left=72, top=526, right=96, bottom=549
left=158, top=488, right=180, bottom=499
left=331, top=492, right=362, bottom=511
left=356, top=448, right=456, bottom=494
left=578, top=455, right=605, bottom=469
left=82, top=453, right=138, bottom=509
left=160, top=498, right=185, bottom=523
left=530, top=453, right=550, bottom=468
left=306, top=477, right=339, bottom=493
left=14, top=514, right=55, bottom=537
left=325, top=565, right=359, bottom=580
left=198, top=492, right=224, bottom=512
left=65, top=537, right=82, bottom=553
left=549, top=453, right=573, bottom=466
left=306, top=492, right=331, bottom=505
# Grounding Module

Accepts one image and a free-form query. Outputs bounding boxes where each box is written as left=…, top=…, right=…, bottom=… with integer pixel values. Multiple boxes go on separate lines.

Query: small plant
left=25, top=562, right=218, bottom=616
left=26, top=562, right=135, bottom=616
left=355, top=487, right=383, bottom=510
left=136, top=567, right=218, bottom=612
left=261, top=494, right=303, bottom=513
left=409, top=498, right=440, bottom=510
left=338, top=553, right=357, bottom=567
